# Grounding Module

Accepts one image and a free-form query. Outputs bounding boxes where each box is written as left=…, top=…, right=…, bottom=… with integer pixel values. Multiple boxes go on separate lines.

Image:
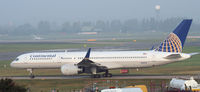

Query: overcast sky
left=0, top=0, right=200, bottom=25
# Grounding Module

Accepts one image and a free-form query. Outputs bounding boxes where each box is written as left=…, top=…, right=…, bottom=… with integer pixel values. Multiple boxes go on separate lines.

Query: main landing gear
left=102, top=70, right=112, bottom=77
left=27, top=69, right=35, bottom=79
left=91, top=70, right=112, bottom=78
left=91, top=74, right=101, bottom=78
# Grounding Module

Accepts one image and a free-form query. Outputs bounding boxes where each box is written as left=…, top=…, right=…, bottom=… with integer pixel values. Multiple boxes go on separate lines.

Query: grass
left=15, top=79, right=87, bottom=92
left=0, top=43, right=117, bottom=52
left=15, top=78, right=200, bottom=92
left=14, top=79, right=170, bottom=92
left=0, top=38, right=199, bottom=52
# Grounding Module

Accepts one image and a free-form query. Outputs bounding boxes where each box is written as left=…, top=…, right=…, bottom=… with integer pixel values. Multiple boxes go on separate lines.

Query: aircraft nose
left=10, top=61, right=16, bottom=67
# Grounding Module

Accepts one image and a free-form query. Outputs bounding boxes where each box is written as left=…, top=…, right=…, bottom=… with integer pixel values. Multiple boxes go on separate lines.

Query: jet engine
left=61, top=64, right=82, bottom=75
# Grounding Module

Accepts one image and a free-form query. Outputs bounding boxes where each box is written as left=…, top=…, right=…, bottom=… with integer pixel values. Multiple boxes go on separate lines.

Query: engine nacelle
left=61, top=64, right=82, bottom=75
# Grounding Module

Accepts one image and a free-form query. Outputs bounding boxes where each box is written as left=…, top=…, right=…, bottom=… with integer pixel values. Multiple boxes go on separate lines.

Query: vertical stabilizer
left=155, top=19, right=192, bottom=52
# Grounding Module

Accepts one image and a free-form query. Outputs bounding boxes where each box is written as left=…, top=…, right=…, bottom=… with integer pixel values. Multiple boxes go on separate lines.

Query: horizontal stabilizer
left=164, top=54, right=181, bottom=59
left=189, top=52, right=199, bottom=56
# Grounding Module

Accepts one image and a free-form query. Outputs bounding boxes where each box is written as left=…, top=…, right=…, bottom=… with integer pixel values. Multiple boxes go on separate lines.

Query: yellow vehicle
left=126, top=85, right=148, bottom=92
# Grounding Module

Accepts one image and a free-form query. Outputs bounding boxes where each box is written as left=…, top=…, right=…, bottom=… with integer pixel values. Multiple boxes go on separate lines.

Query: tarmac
left=0, top=75, right=199, bottom=80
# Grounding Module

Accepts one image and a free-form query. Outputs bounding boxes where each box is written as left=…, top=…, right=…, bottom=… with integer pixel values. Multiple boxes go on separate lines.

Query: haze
left=0, top=0, right=200, bottom=25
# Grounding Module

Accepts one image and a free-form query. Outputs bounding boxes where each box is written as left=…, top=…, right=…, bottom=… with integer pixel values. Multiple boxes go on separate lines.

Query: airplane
left=32, top=35, right=43, bottom=40
left=10, top=19, right=198, bottom=78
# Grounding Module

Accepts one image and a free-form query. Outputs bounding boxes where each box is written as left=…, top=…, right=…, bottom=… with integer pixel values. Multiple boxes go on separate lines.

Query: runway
left=1, top=75, right=199, bottom=80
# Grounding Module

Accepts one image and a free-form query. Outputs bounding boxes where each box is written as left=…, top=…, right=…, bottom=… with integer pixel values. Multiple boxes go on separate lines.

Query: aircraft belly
left=100, top=61, right=150, bottom=69
left=18, top=62, right=63, bottom=69
left=100, top=62, right=123, bottom=69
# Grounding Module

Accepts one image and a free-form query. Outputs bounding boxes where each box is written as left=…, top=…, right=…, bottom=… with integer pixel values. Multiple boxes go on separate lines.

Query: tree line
left=0, top=17, right=199, bottom=36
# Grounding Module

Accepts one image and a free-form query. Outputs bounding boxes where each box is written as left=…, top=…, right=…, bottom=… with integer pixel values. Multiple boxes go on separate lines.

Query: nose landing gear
left=27, top=69, right=35, bottom=79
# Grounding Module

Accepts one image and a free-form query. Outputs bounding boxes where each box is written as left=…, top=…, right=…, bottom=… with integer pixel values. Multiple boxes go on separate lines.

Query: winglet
left=85, top=48, right=91, bottom=59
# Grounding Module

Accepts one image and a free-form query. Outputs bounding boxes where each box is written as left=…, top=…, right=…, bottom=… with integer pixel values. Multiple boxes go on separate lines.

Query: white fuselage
left=10, top=50, right=191, bottom=69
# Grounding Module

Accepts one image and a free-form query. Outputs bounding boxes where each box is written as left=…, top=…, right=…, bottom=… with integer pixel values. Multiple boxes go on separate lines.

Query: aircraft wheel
left=107, top=73, right=112, bottom=77
left=30, top=75, right=35, bottom=79
left=27, top=69, right=35, bottom=79
left=102, top=73, right=112, bottom=77
left=91, top=74, right=101, bottom=78
left=96, top=74, right=101, bottom=78
left=102, top=74, right=107, bottom=77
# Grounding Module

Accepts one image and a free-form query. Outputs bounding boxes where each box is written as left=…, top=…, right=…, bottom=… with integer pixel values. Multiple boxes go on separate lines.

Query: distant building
left=187, top=36, right=200, bottom=38
left=81, top=26, right=93, bottom=32
left=78, top=32, right=98, bottom=35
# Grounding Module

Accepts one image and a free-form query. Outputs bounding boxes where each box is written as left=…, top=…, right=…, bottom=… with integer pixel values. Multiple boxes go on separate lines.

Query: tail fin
left=155, top=19, right=192, bottom=53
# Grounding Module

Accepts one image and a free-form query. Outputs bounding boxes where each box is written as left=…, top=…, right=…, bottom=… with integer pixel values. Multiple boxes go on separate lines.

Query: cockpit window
left=15, top=58, right=19, bottom=61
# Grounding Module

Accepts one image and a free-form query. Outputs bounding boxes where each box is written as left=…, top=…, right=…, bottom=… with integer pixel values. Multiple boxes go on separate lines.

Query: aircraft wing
left=164, top=52, right=199, bottom=59
left=77, top=48, right=107, bottom=73
left=77, top=58, right=102, bottom=67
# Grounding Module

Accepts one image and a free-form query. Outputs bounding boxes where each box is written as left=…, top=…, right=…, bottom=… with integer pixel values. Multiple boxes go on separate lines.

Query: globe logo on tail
left=156, top=33, right=182, bottom=53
